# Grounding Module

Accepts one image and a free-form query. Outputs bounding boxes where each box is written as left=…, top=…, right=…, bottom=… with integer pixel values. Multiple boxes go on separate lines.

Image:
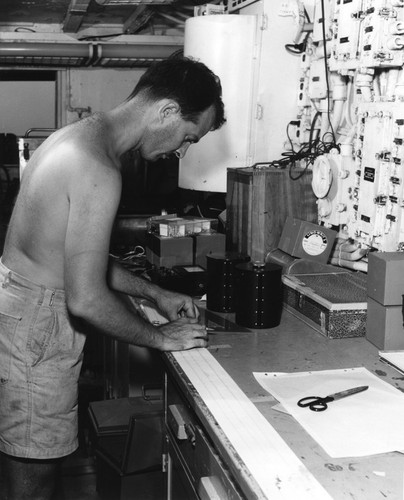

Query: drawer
left=167, top=435, right=199, bottom=500
left=165, top=374, right=244, bottom=500
left=194, top=424, right=244, bottom=500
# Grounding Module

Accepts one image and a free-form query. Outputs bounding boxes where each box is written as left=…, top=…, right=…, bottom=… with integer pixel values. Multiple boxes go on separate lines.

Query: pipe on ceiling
left=0, top=42, right=91, bottom=58
left=95, top=41, right=180, bottom=60
left=0, top=39, right=183, bottom=66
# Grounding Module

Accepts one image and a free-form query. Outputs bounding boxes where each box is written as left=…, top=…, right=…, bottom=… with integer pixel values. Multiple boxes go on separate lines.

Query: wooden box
left=226, top=166, right=317, bottom=262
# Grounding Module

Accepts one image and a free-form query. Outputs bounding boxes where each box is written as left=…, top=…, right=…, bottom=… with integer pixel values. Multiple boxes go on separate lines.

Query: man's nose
left=175, top=142, right=191, bottom=159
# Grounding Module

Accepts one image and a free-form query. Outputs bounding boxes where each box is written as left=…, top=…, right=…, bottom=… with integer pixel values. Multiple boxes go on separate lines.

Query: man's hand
left=155, top=289, right=200, bottom=321
left=158, top=317, right=208, bottom=351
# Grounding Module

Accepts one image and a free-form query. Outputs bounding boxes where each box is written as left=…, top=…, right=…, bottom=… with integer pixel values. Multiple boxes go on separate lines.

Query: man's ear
left=159, top=100, right=180, bottom=123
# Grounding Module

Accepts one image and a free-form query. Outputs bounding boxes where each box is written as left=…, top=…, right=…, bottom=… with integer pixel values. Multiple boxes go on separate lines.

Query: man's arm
left=107, top=257, right=199, bottom=320
left=63, top=156, right=206, bottom=351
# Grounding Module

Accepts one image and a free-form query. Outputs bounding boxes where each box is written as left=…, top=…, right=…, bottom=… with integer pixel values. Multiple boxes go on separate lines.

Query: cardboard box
left=146, top=233, right=193, bottom=268
left=367, top=252, right=404, bottom=306
left=366, top=297, right=404, bottom=350
left=194, top=232, right=226, bottom=267
left=278, top=217, right=337, bottom=264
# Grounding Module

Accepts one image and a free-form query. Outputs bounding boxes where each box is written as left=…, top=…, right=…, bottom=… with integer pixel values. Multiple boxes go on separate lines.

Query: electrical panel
left=350, top=102, right=404, bottom=251
left=288, top=0, right=404, bottom=255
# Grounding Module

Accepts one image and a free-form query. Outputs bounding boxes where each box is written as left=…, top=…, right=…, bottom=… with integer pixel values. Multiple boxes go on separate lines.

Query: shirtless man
left=0, top=56, right=225, bottom=499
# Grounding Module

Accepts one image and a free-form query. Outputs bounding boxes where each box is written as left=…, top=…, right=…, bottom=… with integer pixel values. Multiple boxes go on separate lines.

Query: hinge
left=260, top=13, right=268, bottom=30
left=162, top=452, right=169, bottom=472
left=256, top=103, right=264, bottom=120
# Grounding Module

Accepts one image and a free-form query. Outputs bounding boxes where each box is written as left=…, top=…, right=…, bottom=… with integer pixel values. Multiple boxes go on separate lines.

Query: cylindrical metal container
left=180, top=15, right=257, bottom=192
left=206, top=252, right=250, bottom=312
left=235, top=261, right=282, bottom=329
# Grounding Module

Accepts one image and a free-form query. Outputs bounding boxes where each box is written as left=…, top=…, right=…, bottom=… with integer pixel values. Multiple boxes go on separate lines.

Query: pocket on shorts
left=0, top=311, right=22, bottom=384
left=27, top=306, right=56, bottom=367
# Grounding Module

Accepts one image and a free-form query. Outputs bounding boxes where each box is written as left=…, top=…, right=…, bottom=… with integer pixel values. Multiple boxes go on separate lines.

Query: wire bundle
left=267, top=123, right=340, bottom=180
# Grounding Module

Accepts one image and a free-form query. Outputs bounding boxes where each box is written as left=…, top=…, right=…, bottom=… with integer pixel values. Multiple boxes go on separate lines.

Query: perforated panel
left=294, top=272, right=367, bottom=304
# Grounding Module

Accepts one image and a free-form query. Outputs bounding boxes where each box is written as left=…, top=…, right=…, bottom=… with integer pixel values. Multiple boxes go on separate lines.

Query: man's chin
left=140, top=153, right=158, bottom=162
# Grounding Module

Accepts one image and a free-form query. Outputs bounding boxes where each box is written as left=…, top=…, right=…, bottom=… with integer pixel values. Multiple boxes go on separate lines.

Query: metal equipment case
left=282, top=271, right=367, bottom=339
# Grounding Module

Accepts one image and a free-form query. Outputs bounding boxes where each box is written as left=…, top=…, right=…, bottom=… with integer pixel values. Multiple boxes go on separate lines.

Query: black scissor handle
left=297, top=396, right=329, bottom=412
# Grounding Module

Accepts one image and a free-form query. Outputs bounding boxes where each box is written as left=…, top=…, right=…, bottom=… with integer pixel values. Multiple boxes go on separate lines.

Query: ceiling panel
left=0, top=0, right=204, bottom=35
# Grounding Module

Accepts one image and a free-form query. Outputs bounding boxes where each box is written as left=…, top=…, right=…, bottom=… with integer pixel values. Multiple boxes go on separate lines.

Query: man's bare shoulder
left=36, top=113, right=119, bottom=175
left=51, top=114, right=111, bottom=153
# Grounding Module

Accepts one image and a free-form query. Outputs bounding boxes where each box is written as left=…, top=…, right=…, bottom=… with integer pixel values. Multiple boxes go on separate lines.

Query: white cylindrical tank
left=179, top=14, right=257, bottom=192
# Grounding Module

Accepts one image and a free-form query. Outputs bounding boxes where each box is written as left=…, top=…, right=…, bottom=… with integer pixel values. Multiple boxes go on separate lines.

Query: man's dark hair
left=127, top=55, right=226, bottom=131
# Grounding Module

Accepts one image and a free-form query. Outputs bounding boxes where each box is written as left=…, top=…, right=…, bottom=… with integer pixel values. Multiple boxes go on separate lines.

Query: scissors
left=297, top=385, right=369, bottom=412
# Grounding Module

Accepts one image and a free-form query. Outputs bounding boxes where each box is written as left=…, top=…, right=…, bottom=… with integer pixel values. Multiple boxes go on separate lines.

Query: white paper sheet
left=379, top=350, right=404, bottom=375
left=254, top=367, right=404, bottom=458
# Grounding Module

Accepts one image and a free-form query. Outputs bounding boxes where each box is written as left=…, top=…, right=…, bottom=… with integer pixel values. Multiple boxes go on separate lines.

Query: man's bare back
left=2, top=114, right=120, bottom=289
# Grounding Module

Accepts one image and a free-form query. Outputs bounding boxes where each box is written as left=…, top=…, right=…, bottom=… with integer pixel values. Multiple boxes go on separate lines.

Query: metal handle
left=24, top=128, right=56, bottom=138
left=198, top=476, right=226, bottom=500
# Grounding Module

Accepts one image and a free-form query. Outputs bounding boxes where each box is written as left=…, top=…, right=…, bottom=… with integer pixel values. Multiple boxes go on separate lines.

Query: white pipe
left=329, top=257, right=368, bottom=272
left=0, top=40, right=183, bottom=66
left=331, top=99, right=344, bottom=134
left=0, top=42, right=90, bottom=58
left=342, top=79, right=355, bottom=129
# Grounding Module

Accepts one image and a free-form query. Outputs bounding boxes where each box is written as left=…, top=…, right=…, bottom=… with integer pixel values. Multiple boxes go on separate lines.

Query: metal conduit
left=0, top=42, right=90, bottom=57
left=0, top=39, right=183, bottom=67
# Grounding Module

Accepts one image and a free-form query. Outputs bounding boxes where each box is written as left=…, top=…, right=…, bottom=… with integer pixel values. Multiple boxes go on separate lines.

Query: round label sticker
left=302, top=230, right=328, bottom=256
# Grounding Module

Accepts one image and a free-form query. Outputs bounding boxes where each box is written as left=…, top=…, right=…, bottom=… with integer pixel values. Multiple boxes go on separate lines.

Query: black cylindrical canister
left=235, top=261, right=283, bottom=329
left=206, top=252, right=250, bottom=312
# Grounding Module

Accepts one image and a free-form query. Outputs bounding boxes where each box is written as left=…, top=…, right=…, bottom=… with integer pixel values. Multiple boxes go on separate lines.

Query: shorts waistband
left=0, top=257, right=66, bottom=307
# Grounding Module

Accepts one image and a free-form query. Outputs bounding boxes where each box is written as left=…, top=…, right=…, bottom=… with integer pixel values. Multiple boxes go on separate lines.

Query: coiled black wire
left=266, top=112, right=340, bottom=180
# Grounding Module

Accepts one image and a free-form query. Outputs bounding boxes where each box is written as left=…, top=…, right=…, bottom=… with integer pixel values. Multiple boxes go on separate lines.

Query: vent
left=94, top=36, right=182, bottom=67
left=227, top=0, right=258, bottom=13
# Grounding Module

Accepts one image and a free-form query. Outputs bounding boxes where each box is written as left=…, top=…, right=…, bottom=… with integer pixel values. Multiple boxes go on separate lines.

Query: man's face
left=140, top=103, right=216, bottom=162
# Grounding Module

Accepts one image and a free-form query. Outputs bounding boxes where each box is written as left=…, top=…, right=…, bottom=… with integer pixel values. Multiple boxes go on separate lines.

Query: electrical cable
left=266, top=112, right=340, bottom=180
left=285, top=31, right=310, bottom=55
left=285, top=6, right=312, bottom=55
left=320, top=0, right=337, bottom=143
left=14, top=27, right=36, bottom=32
left=267, top=2, right=340, bottom=180
left=78, top=33, right=124, bottom=41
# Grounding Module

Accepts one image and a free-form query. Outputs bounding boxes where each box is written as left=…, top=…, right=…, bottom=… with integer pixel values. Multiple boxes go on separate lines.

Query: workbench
left=163, top=305, right=404, bottom=500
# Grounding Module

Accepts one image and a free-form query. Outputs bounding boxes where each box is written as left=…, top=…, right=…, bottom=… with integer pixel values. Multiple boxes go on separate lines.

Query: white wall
left=0, top=67, right=146, bottom=134
left=241, top=0, right=303, bottom=163
left=0, top=80, right=56, bottom=136
left=60, top=67, right=145, bottom=125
